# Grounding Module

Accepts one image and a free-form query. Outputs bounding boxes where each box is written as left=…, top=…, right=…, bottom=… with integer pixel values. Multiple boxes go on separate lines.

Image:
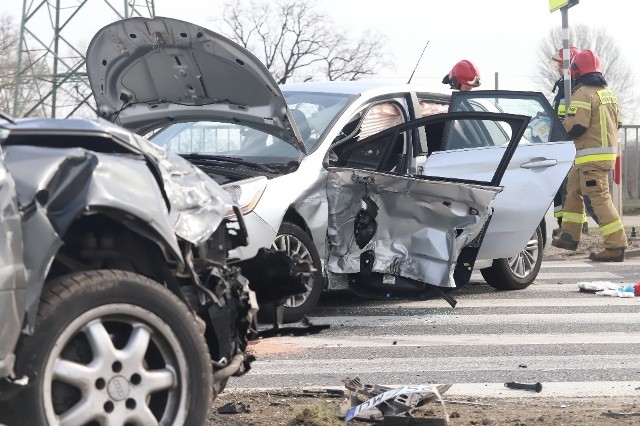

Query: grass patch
left=287, top=402, right=342, bottom=426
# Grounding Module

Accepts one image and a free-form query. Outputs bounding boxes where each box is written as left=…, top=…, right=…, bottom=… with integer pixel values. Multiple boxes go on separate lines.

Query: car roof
left=281, top=80, right=451, bottom=101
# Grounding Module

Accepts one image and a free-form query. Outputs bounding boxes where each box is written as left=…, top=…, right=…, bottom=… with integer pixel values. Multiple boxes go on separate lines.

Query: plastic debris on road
left=339, top=377, right=451, bottom=422
left=577, top=281, right=640, bottom=298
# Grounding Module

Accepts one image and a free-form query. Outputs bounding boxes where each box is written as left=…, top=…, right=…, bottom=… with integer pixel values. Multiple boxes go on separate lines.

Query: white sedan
left=87, top=17, right=575, bottom=322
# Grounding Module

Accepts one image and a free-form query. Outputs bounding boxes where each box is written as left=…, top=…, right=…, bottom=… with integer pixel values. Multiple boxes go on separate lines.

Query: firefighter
left=550, top=46, right=597, bottom=235
left=442, top=60, right=481, bottom=91
left=551, top=49, right=627, bottom=262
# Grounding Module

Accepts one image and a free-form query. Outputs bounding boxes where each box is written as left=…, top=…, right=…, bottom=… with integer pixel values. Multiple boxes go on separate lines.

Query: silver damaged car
left=86, top=17, right=577, bottom=321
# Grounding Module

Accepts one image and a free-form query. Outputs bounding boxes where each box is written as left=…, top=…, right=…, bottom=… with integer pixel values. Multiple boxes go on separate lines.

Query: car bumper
left=228, top=211, right=277, bottom=260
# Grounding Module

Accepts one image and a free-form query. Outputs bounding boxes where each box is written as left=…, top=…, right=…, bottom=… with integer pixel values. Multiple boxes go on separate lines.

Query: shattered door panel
left=326, top=169, right=499, bottom=287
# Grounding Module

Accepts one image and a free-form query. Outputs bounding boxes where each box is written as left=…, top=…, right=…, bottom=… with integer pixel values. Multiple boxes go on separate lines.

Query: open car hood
left=86, top=17, right=306, bottom=153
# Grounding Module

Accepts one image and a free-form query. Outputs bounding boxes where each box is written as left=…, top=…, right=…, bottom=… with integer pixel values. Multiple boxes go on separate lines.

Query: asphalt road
left=228, top=258, right=640, bottom=399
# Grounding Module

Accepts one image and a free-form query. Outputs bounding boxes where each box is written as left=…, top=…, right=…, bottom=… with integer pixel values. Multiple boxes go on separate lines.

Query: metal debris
left=340, top=377, right=451, bottom=423
left=504, top=381, right=543, bottom=392
left=217, top=401, right=251, bottom=414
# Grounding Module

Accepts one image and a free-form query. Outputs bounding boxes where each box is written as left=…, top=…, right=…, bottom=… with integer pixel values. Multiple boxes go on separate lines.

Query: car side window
left=449, top=93, right=565, bottom=143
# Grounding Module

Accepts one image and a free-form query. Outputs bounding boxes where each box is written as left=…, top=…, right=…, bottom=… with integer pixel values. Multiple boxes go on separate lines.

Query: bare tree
left=0, top=14, right=21, bottom=114
left=218, top=0, right=392, bottom=84
left=0, top=14, right=56, bottom=117
left=534, top=25, right=637, bottom=121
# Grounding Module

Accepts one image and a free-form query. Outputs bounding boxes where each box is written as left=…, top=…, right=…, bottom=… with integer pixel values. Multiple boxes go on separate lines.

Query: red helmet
left=551, top=46, right=581, bottom=64
left=442, top=60, right=481, bottom=91
left=570, top=49, right=601, bottom=80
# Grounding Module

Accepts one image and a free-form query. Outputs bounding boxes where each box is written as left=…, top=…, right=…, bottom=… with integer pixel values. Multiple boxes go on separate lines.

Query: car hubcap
left=508, top=232, right=540, bottom=279
left=272, top=233, right=315, bottom=309
left=43, top=304, right=188, bottom=426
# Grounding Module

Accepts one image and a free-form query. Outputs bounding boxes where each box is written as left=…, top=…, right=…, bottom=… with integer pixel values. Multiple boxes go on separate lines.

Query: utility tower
left=13, top=0, right=155, bottom=118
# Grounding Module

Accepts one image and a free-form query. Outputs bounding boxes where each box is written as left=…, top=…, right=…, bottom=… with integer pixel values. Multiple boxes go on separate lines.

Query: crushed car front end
left=0, top=117, right=263, bottom=423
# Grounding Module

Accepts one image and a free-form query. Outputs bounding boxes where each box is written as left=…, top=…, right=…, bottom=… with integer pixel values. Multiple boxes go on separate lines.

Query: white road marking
left=321, top=297, right=638, bottom=309
left=308, top=312, right=640, bottom=326
left=261, top=332, right=640, bottom=348
left=245, top=354, right=640, bottom=375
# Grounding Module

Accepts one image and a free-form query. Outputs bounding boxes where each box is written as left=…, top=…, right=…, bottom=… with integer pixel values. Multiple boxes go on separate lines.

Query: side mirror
left=323, top=150, right=338, bottom=169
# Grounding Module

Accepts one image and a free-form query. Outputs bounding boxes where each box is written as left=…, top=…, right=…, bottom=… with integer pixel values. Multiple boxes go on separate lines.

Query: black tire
left=480, top=225, right=543, bottom=290
left=4, top=270, right=212, bottom=426
left=271, top=222, right=323, bottom=323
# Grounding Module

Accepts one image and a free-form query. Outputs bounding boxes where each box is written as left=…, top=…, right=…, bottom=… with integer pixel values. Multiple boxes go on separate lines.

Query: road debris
left=577, top=281, right=639, bottom=297
left=504, top=381, right=543, bottom=392
left=217, top=401, right=251, bottom=414
left=339, top=377, right=451, bottom=423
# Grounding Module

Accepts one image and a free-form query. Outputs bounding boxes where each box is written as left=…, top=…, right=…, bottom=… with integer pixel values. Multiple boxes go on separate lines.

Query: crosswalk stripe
left=244, top=354, right=640, bottom=375
left=447, top=381, right=640, bottom=398
left=308, top=312, right=640, bottom=326
left=471, top=272, right=622, bottom=281
left=320, top=297, right=638, bottom=309
left=261, top=332, right=640, bottom=348
left=226, top=381, right=640, bottom=398
left=539, top=261, right=593, bottom=268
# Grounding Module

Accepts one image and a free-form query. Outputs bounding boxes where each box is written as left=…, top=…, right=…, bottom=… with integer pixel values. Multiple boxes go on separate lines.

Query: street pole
left=561, top=7, right=571, bottom=117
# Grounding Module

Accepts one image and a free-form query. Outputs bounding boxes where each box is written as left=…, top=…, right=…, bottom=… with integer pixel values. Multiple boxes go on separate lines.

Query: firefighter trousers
left=560, top=162, right=627, bottom=248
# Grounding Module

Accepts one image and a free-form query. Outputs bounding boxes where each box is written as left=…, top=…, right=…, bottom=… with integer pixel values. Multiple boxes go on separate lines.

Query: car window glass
left=419, top=117, right=518, bottom=183
left=283, top=91, right=353, bottom=152
left=334, top=130, right=407, bottom=173
left=150, top=121, right=300, bottom=163
left=450, top=95, right=557, bottom=143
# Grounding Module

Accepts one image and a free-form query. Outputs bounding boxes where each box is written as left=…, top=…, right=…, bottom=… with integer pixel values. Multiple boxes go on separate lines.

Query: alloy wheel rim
left=43, top=304, right=188, bottom=426
left=272, top=233, right=315, bottom=309
left=508, top=232, right=540, bottom=279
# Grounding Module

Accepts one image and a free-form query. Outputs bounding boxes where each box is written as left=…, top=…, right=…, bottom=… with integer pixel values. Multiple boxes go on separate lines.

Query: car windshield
left=150, top=92, right=353, bottom=165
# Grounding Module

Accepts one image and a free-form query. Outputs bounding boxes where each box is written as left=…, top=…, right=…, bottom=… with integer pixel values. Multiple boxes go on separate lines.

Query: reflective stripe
left=554, top=210, right=564, bottom=218
left=600, top=106, right=608, bottom=147
left=575, top=153, right=617, bottom=164
left=562, top=212, right=584, bottom=224
left=582, top=214, right=588, bottom=224
left=599, top=219, right=624, bottom=236
left=574, top=147, right=616, bottom=165
left=570, top=100, right=591, bottom=110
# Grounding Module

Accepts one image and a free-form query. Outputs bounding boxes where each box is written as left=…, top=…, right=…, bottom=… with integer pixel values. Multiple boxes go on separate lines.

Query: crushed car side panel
left=326, top=169, right=499, bottom=287
left=0, top=145, right=26, bottom=378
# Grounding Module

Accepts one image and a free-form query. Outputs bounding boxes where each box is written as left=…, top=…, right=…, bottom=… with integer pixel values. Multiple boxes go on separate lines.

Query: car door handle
left=520, top=159, right=558, bottom=169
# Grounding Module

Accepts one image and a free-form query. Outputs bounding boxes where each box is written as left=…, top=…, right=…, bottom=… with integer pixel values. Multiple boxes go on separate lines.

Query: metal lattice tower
left=13, top=0, right=155, bottom=118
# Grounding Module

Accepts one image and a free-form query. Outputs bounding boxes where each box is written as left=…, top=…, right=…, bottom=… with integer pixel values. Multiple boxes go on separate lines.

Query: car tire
left=480, top=225, right=543, bottom=290
left=271, top=222, right=323, bottom=323
left=6, top=270, right=212, bottom=426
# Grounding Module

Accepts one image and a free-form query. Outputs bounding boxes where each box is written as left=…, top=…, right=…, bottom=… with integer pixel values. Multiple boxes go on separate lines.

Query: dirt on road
left=208, top=389, right=640, bottom=425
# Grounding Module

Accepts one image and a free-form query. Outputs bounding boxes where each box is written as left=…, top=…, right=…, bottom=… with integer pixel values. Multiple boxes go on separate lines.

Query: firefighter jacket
left=564, top=78, right=622, bottom=170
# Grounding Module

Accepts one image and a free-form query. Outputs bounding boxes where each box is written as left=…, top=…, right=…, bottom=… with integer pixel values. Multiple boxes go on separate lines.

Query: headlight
left=224, top=176, right=268, bottom=218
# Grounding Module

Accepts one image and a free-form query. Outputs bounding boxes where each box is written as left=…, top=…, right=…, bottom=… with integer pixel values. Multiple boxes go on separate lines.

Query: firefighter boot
left=552, top=228, right=561, bottom=238
left=582, top=222, right=589, bottom=234
left=589, top=248, right=625, bottom=262
left=551, top=233, right=578, bottom=251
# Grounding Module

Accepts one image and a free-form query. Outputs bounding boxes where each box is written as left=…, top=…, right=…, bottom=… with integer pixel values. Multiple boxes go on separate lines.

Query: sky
left=2, top=0, right=639, bottom=119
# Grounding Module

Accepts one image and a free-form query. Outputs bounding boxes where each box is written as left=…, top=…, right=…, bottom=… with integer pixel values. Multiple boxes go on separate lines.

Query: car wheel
left=480, top=225, right=543, bottom=290
left=271, top=222, right=323, bottom=323
left=8, top=270, right=212, bottom=426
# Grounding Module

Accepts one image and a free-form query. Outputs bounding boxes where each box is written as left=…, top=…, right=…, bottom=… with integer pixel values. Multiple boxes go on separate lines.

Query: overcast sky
left=3, top=0, right=639, bottom=119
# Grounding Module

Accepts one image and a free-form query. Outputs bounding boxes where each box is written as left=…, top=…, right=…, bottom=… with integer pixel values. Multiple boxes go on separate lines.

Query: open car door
left=418, top=90, right=576, bottom=260
left=325, top=112, right=534, bottom=292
